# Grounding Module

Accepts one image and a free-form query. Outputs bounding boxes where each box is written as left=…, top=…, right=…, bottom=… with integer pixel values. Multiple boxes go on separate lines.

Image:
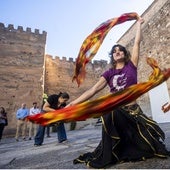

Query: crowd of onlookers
left=0, top=92, right=71, bottom=147
left=0, top=102, right=52, bottom=143
left=15, top=102, right=40, bottom=141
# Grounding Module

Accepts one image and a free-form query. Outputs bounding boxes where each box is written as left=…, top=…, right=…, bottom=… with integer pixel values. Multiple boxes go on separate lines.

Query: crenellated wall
left=44, top=55, right=110, bottom=130
left=0, top=23, right=47, bottom=135
left=44, top=55, right=109, bottom=101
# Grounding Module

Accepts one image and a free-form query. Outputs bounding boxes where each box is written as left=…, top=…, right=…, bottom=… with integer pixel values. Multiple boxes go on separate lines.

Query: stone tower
left=0, top=23, right=47, bottom=135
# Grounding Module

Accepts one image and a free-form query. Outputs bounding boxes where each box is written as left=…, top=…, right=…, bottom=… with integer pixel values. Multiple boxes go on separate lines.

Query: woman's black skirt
left=73, top=104, right=170, bottom=168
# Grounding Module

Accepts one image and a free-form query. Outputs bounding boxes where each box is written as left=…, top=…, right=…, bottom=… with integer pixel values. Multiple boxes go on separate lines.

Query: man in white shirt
left=28, top=102, right=40, bottom=140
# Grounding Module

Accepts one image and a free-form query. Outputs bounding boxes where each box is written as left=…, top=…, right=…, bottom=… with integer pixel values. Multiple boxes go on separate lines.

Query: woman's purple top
left=102, top=60, right=137, bottom=93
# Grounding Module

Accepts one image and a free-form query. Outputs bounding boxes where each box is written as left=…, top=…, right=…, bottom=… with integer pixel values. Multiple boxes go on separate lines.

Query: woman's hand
left=162, top=102, right=170, bottom=113
left=137, top=17, right=144, bottom=24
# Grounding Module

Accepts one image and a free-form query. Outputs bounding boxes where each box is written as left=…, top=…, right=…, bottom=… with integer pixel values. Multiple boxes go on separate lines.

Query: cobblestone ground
left=0, top=123, right=170, bottom=169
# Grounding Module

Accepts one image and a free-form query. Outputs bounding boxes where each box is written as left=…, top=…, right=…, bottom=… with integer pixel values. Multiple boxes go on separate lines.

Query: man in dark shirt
left=34, top=92, right=70, bottom=146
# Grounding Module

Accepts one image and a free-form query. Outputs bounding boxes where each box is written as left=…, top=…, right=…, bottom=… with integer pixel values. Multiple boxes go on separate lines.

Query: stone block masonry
left=0, top=23, right=109, bottom=136
left=0, top=23, right=47, bottom=136
left=44, top=55, right=109, bottom=100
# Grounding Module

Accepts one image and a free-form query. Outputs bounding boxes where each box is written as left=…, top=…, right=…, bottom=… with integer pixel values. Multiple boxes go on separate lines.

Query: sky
left=0, top=0, right=154, bottom=62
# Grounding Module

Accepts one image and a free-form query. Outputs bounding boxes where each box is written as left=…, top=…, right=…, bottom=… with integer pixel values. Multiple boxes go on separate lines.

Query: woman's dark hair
left=0, top=107, right=7, bottom=115
left=0, top=107, right=5, bottom=113
left=109, top=44, right=131, bottom=67
left=58, top=92, right=70, bottom=99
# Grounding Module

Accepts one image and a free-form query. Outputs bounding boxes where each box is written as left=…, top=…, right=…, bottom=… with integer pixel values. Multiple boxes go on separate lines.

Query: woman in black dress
left=68, top=17, right=170, bottom=168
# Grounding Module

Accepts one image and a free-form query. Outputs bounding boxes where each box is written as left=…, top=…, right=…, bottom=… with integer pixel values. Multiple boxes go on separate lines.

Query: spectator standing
left=28, top=102, right=40, bottom=140
left=0, top=107, right=8, bottom=141
left=15, top=103, right=29, bottom=141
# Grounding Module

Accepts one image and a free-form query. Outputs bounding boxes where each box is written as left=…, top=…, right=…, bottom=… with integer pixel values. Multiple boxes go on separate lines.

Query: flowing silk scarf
left=27, top=57, right=170, bottom=126
left=72, top=12, right=139, bottom=87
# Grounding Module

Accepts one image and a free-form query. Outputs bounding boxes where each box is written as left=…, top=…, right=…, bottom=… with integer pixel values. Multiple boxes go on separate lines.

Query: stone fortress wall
left=0, top=23, right=47, bottom=135
left=43, top=55, right=110, bottom=130
left=0, top=0, right=169, bottom=136
left=0, top=22, right=109, bottom=135
left=44, top=55, right=109, bottom=100
left=117, top=0, right=170, bottom=116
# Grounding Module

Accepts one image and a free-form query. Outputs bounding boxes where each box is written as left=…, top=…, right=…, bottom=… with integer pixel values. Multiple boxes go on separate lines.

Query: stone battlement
left=0, top=22, right=47, bottom=36
left=46, top=54, right=108, bottom=66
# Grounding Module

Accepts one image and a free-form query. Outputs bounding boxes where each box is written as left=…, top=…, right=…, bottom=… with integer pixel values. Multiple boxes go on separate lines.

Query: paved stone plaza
left=0, top=123, right=170, bottom=169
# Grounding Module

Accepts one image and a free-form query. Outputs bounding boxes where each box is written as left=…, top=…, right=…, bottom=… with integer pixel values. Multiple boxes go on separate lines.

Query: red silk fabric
left=27, top=57, right=170, bottom=126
